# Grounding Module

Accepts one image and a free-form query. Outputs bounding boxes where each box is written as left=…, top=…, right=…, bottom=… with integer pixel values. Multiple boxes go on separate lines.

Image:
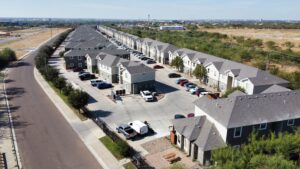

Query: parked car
left=146, top=59, right=156, bottom=64
left=196, top=89, right=207, bottom=97
left=140, top=90, right=154, bottom=102
left=97, top=82, right=113, bottom=89
left=185, top=84, right=197, bottom=91
left=184, top=82, right=194, bottom=88
left=90, top=79, right=103, bottom=87
left=78, top=70, right=86, bottom=75
left=79, top=73, right=96, bottom=81
left=174, top=114, right=185, bottom=119
left=72, top=67, right=83, bottom=72
left=175, top=78, right=186, bottom=84
left=199, top=91, right=210, bottom=97
left=190, top=87, right=206, bottom=94
left=116, top=124, right=137, bottom=140
left=168, top=73, right=181, bottom=78
left=187, top=113, right=195, bottom=118
left=128, top=121, right=149, bottom=135
left=141, top=57, right=150, bottom=61
left=153, top=65, right=164, bottom=69
left=179, top=80, right=189, bottom=86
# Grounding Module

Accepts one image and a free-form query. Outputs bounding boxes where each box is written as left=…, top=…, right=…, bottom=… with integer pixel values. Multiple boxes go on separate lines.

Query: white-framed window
left=287, top=119, right=295, bottom=126
left=207, top=68, right=210, bottom=73
left=78, top=63, right=82, bottom=67
left=234, top=127, right=242, bottom=138
left=258, top=123, right=267, bottom=130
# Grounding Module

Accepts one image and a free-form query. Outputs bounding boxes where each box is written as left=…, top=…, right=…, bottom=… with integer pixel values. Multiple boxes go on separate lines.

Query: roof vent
left=283, top=100, right=286, bottom=104
left=263, top=95, right=267, bottom=97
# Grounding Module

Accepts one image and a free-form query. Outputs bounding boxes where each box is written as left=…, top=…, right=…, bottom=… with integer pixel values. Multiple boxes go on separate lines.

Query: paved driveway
left=50, top=56, right=197, bottom=149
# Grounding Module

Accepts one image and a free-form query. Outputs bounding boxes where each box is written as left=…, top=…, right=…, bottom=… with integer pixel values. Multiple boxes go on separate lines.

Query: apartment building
left=119, top=61, right=156, bottom=94
left=172, top=89, right=300, bottom=165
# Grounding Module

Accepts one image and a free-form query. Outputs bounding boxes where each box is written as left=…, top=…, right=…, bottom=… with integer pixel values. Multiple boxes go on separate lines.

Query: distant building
left=0, top=31, right=10, bottom=37
left=159, top=25, right=185, bottom=31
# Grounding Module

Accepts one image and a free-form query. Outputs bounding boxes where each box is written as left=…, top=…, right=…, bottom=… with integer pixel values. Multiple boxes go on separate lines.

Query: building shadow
left=155, top=81, right=178, bottom=94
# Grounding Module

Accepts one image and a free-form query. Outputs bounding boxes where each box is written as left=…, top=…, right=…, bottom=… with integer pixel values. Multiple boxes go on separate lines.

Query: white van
left=128, top=121, right=148, bottom=135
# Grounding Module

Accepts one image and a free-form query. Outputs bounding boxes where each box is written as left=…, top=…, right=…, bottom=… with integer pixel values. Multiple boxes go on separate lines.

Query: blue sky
left=0, top=0, right=299, bottom=20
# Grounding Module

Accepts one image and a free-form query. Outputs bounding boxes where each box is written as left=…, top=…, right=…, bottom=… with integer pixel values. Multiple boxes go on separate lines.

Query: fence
left=0, top=153, right=7, bottom=169
left=83, top=107, right=154, bottom=169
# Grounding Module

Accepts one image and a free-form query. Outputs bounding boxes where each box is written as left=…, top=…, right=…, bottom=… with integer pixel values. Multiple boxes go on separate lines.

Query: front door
left=227, top=76, right=233, bottom=90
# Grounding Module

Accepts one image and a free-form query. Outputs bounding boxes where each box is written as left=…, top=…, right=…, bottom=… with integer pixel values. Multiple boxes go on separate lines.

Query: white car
left=140, top=90, right=154, bottom=102
left=199, top=92, right=209, bottom=97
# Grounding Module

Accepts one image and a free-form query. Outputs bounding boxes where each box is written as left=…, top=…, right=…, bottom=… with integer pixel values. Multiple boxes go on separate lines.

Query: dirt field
left=199, top=28, right=300, bottom=52
left=0, top=28, right=68, bottom=58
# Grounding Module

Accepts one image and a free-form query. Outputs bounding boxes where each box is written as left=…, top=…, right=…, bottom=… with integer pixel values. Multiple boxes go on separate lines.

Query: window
left=78, top=63, right=82, bottom=67
left=287, top=119, right=295, bottom=126
left=70, top=63, right=74, bottom=67
left=70, top=56, right=74, bottom=60
left=177, top=134, right=181, bottom=144
left=234, top=127, right=242, bottom=138
left=207, top=68, right=210, bottom=73
left=214, top=71, right=217, bottom=76
left=78, top=56, right=82, bottom=60
left=259, top=123, right=267, bottom=130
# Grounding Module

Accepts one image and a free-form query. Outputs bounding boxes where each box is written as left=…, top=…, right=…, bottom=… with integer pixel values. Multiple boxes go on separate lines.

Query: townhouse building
left=118, top=61, right=156, bottom=94
left=172, top=89, right=300, bottom=165
left=96, top=53, right=127, bottom=83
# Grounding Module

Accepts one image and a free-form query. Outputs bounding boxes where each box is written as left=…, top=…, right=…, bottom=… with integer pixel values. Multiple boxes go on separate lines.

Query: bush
left=222, top=86, right=245, bottom=98
left=0, top=48, right=17, bottom=69
left=62, top=83, right=73, bottom=96
left=44, top=66, right=59, bottom=81
left=54, top=76, right=66, bottom=90
left=68, top=90, right=89, bottom=112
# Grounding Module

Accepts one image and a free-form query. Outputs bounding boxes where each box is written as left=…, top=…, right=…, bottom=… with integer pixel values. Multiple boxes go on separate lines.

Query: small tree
left=62, top=83, right=73, bottom=96
left=68, top=90, right=89, bottom=113
left=170, top=56, right=184, bottom=72
left=240, top=50, right=252, bottom=62
left=0, top=48, right=17, bottom=62
left=193, top=64, right=207, bottom=83
left=266, top=41, right=277, bottom=50
left=54, top=76, right=66, bottom=91
left=221, top=86, right=245, bottom=98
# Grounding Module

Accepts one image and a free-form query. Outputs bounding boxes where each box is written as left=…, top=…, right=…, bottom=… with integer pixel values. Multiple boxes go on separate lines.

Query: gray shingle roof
left=261, top=85, right=291, bottom=93
left=120, top=62, right=155, bottom=75
left=172, top=116, right=226, bottom=151
left=98, top=53, right=127, bottom=67
left=194, top=89, right=300, bottom=128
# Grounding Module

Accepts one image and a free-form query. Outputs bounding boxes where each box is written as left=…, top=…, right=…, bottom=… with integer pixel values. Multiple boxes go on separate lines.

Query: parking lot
left=49, top=55, right=199, bottom=152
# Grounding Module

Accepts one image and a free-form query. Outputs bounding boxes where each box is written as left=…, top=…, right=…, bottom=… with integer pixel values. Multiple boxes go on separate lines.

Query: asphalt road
left=5, top=38, right=102, bottom=169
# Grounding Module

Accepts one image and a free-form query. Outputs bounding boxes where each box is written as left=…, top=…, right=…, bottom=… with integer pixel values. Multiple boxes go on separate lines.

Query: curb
left=33, top=68, right=114, bottom=169
left=1, top=70, right=22, bottom=169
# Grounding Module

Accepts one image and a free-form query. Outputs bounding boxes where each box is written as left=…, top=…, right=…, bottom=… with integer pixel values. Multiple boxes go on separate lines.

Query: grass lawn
left=99, top=136, right=124, bottom=160
left=48, top=82, right=88, bottom=121
left=124, top=162, right=137, bottom=169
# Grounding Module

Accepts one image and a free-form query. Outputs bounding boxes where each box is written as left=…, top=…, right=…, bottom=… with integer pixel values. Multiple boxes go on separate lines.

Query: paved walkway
left=33, top=68, right=128, bottom=169
left=0, top=72, right=19, bottom=169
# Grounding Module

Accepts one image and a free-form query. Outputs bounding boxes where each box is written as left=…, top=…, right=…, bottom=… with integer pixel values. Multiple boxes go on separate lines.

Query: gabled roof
left=261, top=85, right=291, bottom=93
left=98, top=53, right=127, bottom=67
left=120, top=61, right=155, bottom=75
left=172, top=116, right=226, bottom=151
left=194, top=90, right=300, bottom=128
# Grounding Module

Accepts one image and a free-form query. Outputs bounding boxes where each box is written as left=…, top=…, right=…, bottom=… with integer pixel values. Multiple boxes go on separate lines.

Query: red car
left=153, top=65, right=164, bottom=69
left=187, top=113, right=195, bottom=118
left=179, top=80, right=189, bottom=86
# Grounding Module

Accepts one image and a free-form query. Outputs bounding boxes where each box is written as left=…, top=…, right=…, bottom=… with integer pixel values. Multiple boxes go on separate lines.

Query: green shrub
left=116, top=140, right=131, bottom=157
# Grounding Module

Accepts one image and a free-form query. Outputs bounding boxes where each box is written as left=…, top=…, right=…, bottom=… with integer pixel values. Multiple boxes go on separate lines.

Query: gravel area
left=141, top=137, right=173, bottom=154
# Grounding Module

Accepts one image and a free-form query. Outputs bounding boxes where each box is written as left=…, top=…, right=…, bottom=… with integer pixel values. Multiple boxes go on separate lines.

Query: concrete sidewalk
left=0, top=72, right=19, bottom=169
left=34, top=68, right=128, bottom=169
